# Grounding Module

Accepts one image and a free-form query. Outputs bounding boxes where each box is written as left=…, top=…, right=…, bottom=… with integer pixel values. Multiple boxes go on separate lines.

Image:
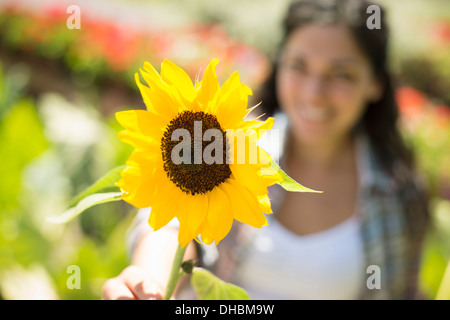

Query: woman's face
left=276, top=24, right=381, bottom=146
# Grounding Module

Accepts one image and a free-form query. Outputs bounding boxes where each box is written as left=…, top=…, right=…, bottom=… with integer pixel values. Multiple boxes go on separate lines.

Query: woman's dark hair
left=258, top=0, right=428, bottom=236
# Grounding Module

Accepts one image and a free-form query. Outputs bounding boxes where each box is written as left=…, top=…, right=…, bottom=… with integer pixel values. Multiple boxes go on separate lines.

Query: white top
left=230, top=214, right=364, bottom=300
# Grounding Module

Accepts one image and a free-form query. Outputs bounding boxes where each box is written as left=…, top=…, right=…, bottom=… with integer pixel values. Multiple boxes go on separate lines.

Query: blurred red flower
left=434, top=105, right=450, bottom=127
left=432, top=20, right=450, bottom=45
left=396, top=86, right=427, bottom=118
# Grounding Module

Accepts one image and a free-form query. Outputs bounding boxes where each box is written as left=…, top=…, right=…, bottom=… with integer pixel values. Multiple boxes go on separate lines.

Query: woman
left=102, top=0, right=429, bottom=300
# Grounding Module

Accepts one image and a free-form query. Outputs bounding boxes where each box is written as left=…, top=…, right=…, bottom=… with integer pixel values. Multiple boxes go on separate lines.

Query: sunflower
left=116, top=58, right=282, bottom=247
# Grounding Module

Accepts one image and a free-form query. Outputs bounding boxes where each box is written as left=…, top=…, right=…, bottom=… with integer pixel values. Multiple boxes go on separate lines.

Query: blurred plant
left=0, top=4, right=269, bottom=91
left=395, top=18, right=450, bottom=106
left=396, top=86, right=450, bottom=199
left=0, top=61, right=134, bottom=299
left=396, top=85, right=450, bottom=299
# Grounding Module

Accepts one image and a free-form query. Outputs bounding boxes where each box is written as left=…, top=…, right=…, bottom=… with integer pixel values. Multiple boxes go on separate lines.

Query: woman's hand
left=102, top=265, right=164, bottom=300
left=102, top=226, right=197, bottom=300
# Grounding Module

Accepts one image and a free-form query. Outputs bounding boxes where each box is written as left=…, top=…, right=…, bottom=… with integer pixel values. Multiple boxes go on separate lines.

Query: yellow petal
left=221, top=178, right=267, bottom=228
left=117, top=130, right=159, bottom=151
left=230, top=145, right=281, bottom=196
left=139, top=63, right=187, bottom=117
left=178, top=221, right=195, bottom=248
left=215, top=92, right=246, bottom=130
left=116, top=109, right=166, bottom=139
left=215, top=72, right=241, bottom=105
left=119, top=153, right=165, bottom=204
left=230, top=159, right=280, bottom=215
left=117, top=166, right=141, bottom=194
left=257, top=193, right=273, bottom=214
left=148, top=181, right=182, bottom=231
left=206, top=185, right=233, bottom=244
left=125, top=149, right=161, bottom=169
left=212, top=72, right=253, bottom=129
left=142, top=62, right=168, bottom=91
left=115, top=110, right=166, bottom=153
left=176, top=191, right=203, bottom=248
left=177, top=193, right=209, bottom=238
left=120, top=173, right=156, bottom=208
left=237, top=117, right=275, bottom=140
left=196, top=59, right=220, bottom=111
left=231, top=162, right=274, bottom=195
left=134, top=73, right=156, bottom=113
left=198, top=219, right=214, bottom=245
left=134, top=73, right=179, bottom=122
left=161, top=59, right=195, bottom=102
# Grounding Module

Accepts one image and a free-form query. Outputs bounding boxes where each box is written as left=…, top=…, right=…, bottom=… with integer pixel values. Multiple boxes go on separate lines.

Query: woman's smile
left=295, top=103, right=331, bottom=123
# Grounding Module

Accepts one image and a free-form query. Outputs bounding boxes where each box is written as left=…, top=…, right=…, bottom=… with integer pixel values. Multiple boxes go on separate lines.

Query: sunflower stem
left=163, top=243, right=187, bottom=300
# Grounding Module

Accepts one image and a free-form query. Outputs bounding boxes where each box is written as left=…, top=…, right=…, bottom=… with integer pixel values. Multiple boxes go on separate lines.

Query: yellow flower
left=116, top=59, right=282, bottom=247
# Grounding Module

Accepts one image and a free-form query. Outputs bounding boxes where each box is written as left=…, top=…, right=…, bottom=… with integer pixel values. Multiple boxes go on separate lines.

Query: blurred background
left=0, top=0, right=449, bottom=300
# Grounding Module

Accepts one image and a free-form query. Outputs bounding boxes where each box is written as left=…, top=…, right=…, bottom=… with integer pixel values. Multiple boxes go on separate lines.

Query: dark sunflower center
left=161, top=111, right=231, bottom=195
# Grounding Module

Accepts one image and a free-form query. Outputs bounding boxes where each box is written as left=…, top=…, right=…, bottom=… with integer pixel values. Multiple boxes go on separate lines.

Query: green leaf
left=47, top=192, right=123, bottom=224
left=191, top=267, right=250, bottom=300
left=68, top=165, right=125, bottom=207
left=270, top=160, right=323, bottom=193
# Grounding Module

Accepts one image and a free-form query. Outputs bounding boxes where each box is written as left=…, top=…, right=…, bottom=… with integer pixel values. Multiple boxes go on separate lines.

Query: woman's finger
left=102, top=277, right=136, bottom=300
left=119, top=265, right=163, bottom=300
